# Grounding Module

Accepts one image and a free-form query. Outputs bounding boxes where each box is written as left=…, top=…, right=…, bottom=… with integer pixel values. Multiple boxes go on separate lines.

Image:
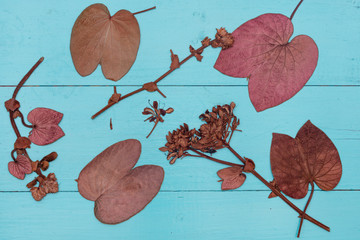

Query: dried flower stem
left=290, top=0, right=304, bottom=20
left=225, top=144, right=329, bottom=232
left=91, top=40, right=215, bottom=119
left=190, top=148, right=243, bottom=167
left=297, top=181, right=315, bottom=237
left=133, top=6, right=156, bottom=15
left=146, top=120, right=159, bottom=138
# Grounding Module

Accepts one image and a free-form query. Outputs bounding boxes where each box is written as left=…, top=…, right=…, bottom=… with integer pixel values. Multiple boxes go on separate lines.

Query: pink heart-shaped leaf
left=27, top=108, right=65, bottom=145
left=214, top=14, right=318, bottom=111
left=8, top=155, right=32, bottom=180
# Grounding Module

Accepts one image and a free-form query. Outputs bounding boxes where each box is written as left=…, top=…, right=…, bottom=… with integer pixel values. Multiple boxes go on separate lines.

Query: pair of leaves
left=70, top=4, right=140, bottom=81
left=270, top=121, right=342, bottom=199
left=8, top=155, right=32, bottom=180
left=77, top=139, right=164, bottom=224
left=28, top=108, right=65, bottom=146
left=215, top=13, right=318, bottom=112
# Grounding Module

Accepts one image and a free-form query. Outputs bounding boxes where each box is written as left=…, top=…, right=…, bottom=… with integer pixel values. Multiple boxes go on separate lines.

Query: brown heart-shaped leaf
left=77, top=139, right=164, bottom=224
left=214, top=14, right=318, bottom=112
left=270, top=121, right=342, bottom=199
left=217, top=166, right=246, bottom=190
left=94, top=165, right=164, bottom=224
left=70, top=4, right=140, bottom=81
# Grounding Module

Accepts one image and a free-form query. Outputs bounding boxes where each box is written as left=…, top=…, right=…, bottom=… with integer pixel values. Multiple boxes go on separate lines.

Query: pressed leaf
left=214, top=14, right=318, bottom=112
left=270, top=121, right=342, bottom=199
left=27, top=108, right=65, bottom=146
left=70, top=4, right=140, bottom=81
left=77, top=139, right=164, bottom=224
left=77, top=139, right=141, bottom=201
left=8, top=155, right=32, bottom=180
left=217, top=166, right=246, bottom=190
left=94, top=165, right=164, bottom=224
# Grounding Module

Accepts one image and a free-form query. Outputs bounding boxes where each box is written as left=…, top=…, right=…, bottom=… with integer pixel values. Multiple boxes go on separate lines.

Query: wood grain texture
left=0, top=0, right=359, bottom=239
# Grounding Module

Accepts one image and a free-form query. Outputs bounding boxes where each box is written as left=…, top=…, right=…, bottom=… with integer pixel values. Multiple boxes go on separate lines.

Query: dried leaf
left=77, top=139, right=164, bottom=224
left=214, top=14, right=318, bottom=112
left=70, top=4, right=140, bottom=81
left=217, top=166, right=246, bottom=190
left=270, top=121, right=342, bottom=199
left=8, top=155, right=32, bottom=180
left=94, top=165, right=164, bottom=224
left=170, top=49, right=180, bottom=70
left=27, top=108, right=65, bottom=146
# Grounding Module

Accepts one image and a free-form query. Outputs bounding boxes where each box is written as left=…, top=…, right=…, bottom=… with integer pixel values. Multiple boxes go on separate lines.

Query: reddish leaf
left=77, top=139, right=164, bottom=224
left=214, top=14, right=318, bottom=111
left=270, top=121, right=342, bottom=199
left=70, top=4, right=140, bottom=81
left=8, top=155, right=32, bottom=180
left=27, top=108, right=65, bottom=146
left=94, top=165, right=164, bottom=224
left=217, top=166, right=246, bottom=190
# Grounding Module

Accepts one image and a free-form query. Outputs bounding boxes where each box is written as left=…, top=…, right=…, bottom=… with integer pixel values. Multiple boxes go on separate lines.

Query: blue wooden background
left=1, top=0, right=359, bottom=239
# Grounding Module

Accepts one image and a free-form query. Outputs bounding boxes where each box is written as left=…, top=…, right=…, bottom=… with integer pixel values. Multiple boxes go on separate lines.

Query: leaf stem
left=297, top=181, right=315, bottom=237
left=226, top=144, right=329, bottom=232
left=133, top=6, right=156, bottom=15
left=290, top=0, right=304, bottom=20
left=91, top=41, right=215, bottom=119
left=12, top=57, right=44, bottom=99
left=146, top=120, right=159, bottom=138
left=17, top=110, right=34, bottom=128
left=190, top=148, right=243, bottom=167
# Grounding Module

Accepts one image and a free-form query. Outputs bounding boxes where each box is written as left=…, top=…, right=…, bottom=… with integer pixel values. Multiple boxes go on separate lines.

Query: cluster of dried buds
left=143, top=101, right=174, bottom=138
left=5, top=57, right=64, bottom=201
left=160, top=102, right=239, bottom=164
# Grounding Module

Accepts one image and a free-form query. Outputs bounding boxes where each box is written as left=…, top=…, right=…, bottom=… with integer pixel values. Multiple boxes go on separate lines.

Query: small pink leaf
left=214, top=14, right=318, bottom=111
left=27, top=108, right=65, bottom=145
left=8, top=155, right=32, bottom=180
left=217, top=166, right=246, bottom=190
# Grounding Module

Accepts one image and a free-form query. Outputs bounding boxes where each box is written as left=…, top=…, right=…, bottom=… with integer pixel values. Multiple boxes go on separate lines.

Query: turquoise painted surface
left=0, top=0, right=359, bottom=239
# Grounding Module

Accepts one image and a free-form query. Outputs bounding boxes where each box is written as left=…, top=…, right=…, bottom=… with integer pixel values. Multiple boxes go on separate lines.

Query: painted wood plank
left=0, top=0, right=359, bottom=86
left=0, top=191, right=358, bottom=240
left=1, top=86, right=359, bottom=191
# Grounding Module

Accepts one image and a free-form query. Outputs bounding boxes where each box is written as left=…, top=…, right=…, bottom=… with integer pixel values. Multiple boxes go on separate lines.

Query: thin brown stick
left=91, top=41, right=215, bottom=119
left=290, top=0, right=304, bottom=20
left=226, top=145, right=329, bottom=232
left=17, top=110, right=33, bottom=128
left=297, top=181, right=315, bottom=237
left=190, top=148, right=243, bottom=168
left=13, top=57, right=44, bottom=99
left=146, top=120, right=159, bottom=138
left=133, top=6, right=156, bottom=15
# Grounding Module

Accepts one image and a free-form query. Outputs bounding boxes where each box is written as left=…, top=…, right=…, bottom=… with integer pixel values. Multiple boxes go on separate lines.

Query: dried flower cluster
left=160, top=102, right=339, bottom=236
left=211, top=28, right=234, bottom=49
left=160, top=102, right=239, bottom=164
left=143, top=101, right=174, bottom=138
left=5, top=58, right=63, bottom=201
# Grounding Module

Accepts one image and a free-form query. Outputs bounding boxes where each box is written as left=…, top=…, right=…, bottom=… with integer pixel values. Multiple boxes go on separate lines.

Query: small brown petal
left=243, top=158, right=255, bottom=172
left=14, top=137, right=31, bottom=149
left=159, top=147, right=168, bottom=152
left=165, top=108, right=174, bottom=114
left=170, top=49, right=180, bottom=70
left=5, top=98, right=20, bottom=112
left=41, top=152, right=58, bottom=162
left=40, top=160, right=49, bottom=171
left=30, top=187, right=47, bottom=201
left=31, top=161, right=39, bottom=172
